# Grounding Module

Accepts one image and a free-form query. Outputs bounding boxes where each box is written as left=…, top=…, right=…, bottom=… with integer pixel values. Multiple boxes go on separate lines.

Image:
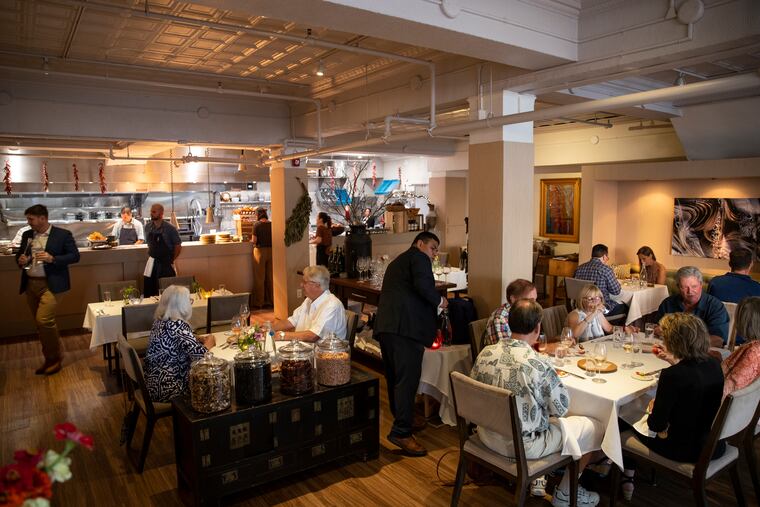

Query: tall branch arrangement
left=320, top=160, right=396, bottom=226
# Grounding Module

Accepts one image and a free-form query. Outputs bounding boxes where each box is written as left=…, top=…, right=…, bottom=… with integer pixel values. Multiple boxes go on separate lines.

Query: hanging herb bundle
left=284, top=177, right=312, bottom=246
left=42, top=161, right=49, bottom=192
left=98, top=161, right=107, bottom=194
left=3, top=160, right=11, bottom=195
left=72, top=163, right=80, bottom=191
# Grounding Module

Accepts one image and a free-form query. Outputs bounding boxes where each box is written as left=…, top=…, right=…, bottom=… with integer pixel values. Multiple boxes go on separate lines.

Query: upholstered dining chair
left=723, top=302, right=738, bottom=351
left=468, top=317, right=489, bottom=361
left=541, top=304, right=568, bottom=341
left=158, top=275, right=195, bottom=291
left=117, top=336, right=173, bottom=473
left=564, top=277, right=588, bottom=310
left=449, top=371, right=579, bottom=507
left=611, top=376, right=760, bottom=506
left=345, top=310, right=359, bottom=349
left=205, top=293, right=251, bottom=333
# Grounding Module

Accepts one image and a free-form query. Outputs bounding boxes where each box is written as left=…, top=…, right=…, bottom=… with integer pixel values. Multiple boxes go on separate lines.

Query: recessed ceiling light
left=316, top=60, right=325, bottom=77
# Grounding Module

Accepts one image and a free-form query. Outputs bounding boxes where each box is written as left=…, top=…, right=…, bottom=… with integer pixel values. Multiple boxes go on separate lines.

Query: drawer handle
left=350, top=293, right=367, bottom=300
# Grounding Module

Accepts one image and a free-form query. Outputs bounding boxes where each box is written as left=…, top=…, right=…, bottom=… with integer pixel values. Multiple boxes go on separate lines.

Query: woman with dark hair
left=636, top=246, right=666, bottom=285
left=310, top=212, right=333, bottom=267
left=722, top=296, right=760, bottom=398
left=252, top=208, right=273, bottom=308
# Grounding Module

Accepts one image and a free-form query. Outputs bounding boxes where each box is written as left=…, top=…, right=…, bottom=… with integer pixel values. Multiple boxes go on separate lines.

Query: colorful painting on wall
left=540, top=178, right=581, bottom=243
left=672, top=198, right=760, bottom=259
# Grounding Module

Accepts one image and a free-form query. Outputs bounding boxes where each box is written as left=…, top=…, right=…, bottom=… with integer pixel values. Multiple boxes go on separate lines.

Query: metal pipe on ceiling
left=270, top=71, right=760, bottom=163
left=57, top=0, right=436, bottom=133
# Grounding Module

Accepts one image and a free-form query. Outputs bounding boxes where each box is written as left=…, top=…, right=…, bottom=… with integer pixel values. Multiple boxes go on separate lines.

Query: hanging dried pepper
left=98, top=161, right=107, bottom=194
left=3, top=160, right=11, bottom=195
left=73, top=163, right=80, bottom=191
left=372, top=163, right=377, bottom=187
left=42, top=161, right=49, bottom=192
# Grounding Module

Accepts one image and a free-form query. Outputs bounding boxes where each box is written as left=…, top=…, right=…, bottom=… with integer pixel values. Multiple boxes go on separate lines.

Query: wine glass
left=592, top=342, right=608, bottom=383
left=560, top=327, right=574, bottom=349
left=239, top=303, right=250, bottom=327
left=621, top=332, right=635, bottom=369
left=231, top=316, right=243, bottom=341
left=433, top=263, right=444, bottom=281
left=442, top=265, right=452, bottom=283
left=363, top=256, right=372, bottom=281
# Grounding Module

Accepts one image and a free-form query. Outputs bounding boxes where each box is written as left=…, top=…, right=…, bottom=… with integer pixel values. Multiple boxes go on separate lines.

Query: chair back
left=450, top=371, right=527, bottom=463
left=98, top=280, right=138, bottom=302
left=122, top=303, right=159, bottom=339
left=206, top=293, right=251, bottom=333
left=719, top=377, right=760, bottom=440
left=723, top=302, right=738, bottom=351
left=159, top=275, right=195, bottom=291
left=117, top=336, right=155, bottom=416
left=564, top=278, right=588, bottom=309
left=468, top=317, right=489, bottom=360
left=345, top=310, right=359, bottom=349
left=541, top=304, right=568, bottom=340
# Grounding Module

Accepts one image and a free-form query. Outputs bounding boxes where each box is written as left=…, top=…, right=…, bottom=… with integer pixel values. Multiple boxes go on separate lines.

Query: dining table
left=417, top=344, right=473, bottom=426
left=555, top=335, right=670, bottom=470
left=610, top=281, right=670, bottom=325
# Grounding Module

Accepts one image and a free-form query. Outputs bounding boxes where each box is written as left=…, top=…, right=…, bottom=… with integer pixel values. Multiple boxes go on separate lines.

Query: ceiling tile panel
left=163, top=24, right=197, bottom=37
left=190, top=39, right=222, bottom=50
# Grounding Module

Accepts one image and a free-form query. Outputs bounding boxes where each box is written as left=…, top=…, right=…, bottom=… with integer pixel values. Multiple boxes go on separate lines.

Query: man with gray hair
left=272, top=265, right=346, bottom=341
left=656, top=266, right=729, bottom=347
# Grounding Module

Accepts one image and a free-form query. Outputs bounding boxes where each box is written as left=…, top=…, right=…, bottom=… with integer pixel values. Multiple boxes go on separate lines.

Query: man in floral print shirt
left=470, top=299, right=604, bottom=507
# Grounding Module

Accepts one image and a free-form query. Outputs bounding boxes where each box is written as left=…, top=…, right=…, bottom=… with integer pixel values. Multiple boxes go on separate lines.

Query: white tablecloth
left=435, top=267, right=467, bottom=293
left=83, top=296, right=209, bottom=349
left=417, top=344, right=473, bottom=426
left=611, top=283, right=670, bottom=324
left=559, top=336, right=669, bottom=470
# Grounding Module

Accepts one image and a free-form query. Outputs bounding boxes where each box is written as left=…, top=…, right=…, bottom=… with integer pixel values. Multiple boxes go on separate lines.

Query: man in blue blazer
left=375, top=231, right=448, bottom=456
left=16, top=205, right=80, bottom=375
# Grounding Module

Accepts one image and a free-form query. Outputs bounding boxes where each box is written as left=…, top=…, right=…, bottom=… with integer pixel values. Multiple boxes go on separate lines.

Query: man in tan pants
left=16, top=205, right=80, bottom=375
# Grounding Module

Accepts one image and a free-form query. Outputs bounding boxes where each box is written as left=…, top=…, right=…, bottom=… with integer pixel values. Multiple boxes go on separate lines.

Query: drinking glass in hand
left=592, top=342, right=608, bottom=383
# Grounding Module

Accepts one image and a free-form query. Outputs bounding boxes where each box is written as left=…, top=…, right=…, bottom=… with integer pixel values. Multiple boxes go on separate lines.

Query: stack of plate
left=200, top=234, right=216, bottom=244
left=216, top=233, right=232, bottom=243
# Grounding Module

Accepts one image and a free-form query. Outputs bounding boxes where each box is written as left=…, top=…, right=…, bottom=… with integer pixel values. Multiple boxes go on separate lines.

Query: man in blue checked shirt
left=574, top=244, right=628, bottom=321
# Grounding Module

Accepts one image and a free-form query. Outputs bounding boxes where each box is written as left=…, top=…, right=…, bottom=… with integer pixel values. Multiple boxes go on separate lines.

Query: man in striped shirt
left=574, top=244, right=628, bottom=320
left=480, top=279, right=537, bottom=349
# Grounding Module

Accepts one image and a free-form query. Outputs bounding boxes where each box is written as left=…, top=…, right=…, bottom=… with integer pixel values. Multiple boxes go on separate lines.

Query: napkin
left=143, top=257, right=155, bottom=277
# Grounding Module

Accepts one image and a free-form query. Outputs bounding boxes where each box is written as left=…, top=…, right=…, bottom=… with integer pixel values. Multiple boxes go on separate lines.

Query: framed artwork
left=539, top=178, right=581, bottom=243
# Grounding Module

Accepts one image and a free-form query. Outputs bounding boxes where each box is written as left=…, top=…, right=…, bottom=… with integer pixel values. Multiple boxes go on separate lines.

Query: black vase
left=344, top=224, right=372, bottom=278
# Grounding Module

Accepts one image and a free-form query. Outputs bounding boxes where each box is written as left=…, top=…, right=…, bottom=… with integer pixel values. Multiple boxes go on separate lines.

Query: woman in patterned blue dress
left=144, top=285, right=215, bottom=402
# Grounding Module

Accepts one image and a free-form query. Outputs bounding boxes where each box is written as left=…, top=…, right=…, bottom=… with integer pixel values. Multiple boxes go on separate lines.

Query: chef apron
left=143, top=225, right=176, bottom=297
left=118, top=222, right=138, bottom=245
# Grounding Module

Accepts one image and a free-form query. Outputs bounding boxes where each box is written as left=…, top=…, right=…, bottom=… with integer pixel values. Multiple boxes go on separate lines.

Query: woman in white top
left=567, top=284, right=635, bottom=341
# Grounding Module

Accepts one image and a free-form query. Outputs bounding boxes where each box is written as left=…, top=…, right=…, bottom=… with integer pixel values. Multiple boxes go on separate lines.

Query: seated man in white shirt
left=272, top=265, right=347, bottom=341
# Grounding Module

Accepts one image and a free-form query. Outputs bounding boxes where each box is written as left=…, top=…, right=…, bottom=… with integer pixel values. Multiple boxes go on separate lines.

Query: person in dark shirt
left=252, top=208, right=273, bottom=308
left=707, top=248, right=760, bottom=304
left=310, top=212, right=333, bottom=267
left=657, top=266, right=729, bottom=347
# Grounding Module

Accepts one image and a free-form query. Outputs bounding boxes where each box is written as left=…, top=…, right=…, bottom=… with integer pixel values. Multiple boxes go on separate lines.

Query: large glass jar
left=233, top=347, right=272, bottom=405
left=279, top=340, right=315, bottom=395
left=316, top=333, right=351, bottom=386
left=189, top=351, right=231, bottom=413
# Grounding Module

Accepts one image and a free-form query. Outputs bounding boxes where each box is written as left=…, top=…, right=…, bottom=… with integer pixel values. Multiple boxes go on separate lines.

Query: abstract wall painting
left=672, top=198, right=760, bottom=259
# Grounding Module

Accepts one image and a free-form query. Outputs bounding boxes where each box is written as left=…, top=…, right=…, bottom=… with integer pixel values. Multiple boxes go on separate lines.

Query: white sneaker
left=530, top=476, right=547, bottom=497
left=551, top=485, right=600, bottom=507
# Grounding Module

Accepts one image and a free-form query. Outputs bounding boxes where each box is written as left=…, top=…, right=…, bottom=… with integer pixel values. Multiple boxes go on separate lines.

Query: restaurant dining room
left=2, top=0, right=760, bottom=506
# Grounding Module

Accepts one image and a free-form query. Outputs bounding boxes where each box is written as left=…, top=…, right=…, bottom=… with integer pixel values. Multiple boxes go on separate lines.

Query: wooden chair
left=541, top=304, right=568, bottom=341
left=97, top=280, right=138, bottom=373
left=449, top=371, right=578, bottom=507
left=117, top=336, right=173, bottom=473
left=205, top=293, right=251, bottom=333
left=159, top=275, right=195, bottom=291
left=345, top=310, right=359, bottom=349
left=611, top=376, right=760, bottom=506
left=468, top=317, right=489, bottom=361
left=723, top=302, right=738, bottom=351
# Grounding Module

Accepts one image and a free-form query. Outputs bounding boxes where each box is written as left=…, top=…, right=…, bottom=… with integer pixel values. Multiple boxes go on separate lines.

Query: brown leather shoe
left=43, top=360, right=62, bottom=375
left=387, top=434, right=427, bottom=457
left=412, top=414, right=427, bottom=432
left=35, top=362, right=51, bottom=375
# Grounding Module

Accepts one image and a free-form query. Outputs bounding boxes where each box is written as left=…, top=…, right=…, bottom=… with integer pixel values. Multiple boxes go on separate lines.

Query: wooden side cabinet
left=172, top=369, right=380, bottom=506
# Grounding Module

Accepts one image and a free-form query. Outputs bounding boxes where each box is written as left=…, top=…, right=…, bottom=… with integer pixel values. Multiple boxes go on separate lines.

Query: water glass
left=585, top=358, right=597, bottom=378
left=631, top=334, right=644, bottom=367
left=537, top=334, right=547, bottom=354
left=554, top=345, right=568, bottom=366
left=103, top=291, right=112, bottom=306
left=219, top=284, right=226, bottom=293
left=612, top=325, right=623, bottom=349
left=231, top=316, right=243, bottom=339
left=645, top=323, right=656, bottom=341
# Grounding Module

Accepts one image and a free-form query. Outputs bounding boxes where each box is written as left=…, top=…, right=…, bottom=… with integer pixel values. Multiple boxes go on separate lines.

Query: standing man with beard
left=375, top=231, right=448, bottom=456
left=143, top=204, right=182, bottom=297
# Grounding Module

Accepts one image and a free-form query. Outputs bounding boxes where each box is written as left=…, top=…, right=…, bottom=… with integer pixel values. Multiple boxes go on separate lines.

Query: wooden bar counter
left=0, top=241, right=254, bottom=338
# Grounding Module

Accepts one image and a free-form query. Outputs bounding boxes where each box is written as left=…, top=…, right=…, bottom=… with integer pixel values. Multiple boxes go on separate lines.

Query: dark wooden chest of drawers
left=172, top=368, right=380, bottom=506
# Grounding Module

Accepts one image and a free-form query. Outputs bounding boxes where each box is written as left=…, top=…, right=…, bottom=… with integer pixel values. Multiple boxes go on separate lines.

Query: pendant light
left=169, top=149, right=179, bottom=228
left=205, top=148, right=214, bottom=224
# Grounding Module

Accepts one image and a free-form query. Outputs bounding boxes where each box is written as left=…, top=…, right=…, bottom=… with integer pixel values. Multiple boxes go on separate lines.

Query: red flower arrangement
left=0, top=423, right=94, bottom=506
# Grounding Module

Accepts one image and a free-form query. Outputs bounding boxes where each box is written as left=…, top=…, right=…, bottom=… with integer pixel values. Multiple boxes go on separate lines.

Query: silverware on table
left=556, top=369, right=586, bottom=380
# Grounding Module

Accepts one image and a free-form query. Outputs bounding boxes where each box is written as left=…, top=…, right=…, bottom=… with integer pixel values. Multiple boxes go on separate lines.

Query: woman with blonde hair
left=144, top=285, right=215, bottom=402
left=722, top=296, right=760, bottom=398
left=567, top=284, right=636, bottom=341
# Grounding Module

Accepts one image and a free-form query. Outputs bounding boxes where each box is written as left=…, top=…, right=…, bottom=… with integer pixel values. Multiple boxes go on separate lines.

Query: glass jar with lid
left=233, top=347, right=272, bottom=405
left=316, top=333, right=351, bottom=386
left=189, top=351, right=231, bottom=413
left=279, top=340, right=315, bottom=395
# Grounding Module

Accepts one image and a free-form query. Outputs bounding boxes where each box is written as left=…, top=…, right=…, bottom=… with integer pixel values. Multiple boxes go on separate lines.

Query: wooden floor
left=1, top=315, right=757, bottom=507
